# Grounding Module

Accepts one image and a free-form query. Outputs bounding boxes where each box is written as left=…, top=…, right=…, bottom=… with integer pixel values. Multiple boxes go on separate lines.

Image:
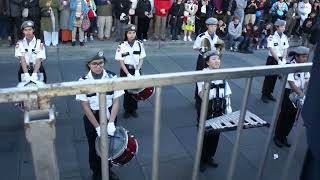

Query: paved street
left=0, top=41, right=307, bottom=180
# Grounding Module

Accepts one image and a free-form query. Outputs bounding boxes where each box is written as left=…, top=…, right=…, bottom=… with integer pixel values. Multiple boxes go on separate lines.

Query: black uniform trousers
left=83, top=108, right=116, bottom=178
left=262, top=56, right=279, bottom=96
left=137, top=16, right=150, bottom=40
left=195, top=95, right=221, bottom=164
left=18, top=63, right=47, bottom=83
left=120, top=66, right=138, bottom=113
left=275, top=88, right=297, bottom=140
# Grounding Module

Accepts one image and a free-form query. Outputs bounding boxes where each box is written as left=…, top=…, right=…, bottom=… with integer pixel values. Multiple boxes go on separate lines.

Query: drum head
left=95, top=126, right=128, bottom=160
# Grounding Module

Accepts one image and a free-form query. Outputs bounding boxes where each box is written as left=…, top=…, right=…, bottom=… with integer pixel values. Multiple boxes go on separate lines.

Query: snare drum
left=95, top=126, right=138, bottom=166
left=128, top=87, right=154, bottom=101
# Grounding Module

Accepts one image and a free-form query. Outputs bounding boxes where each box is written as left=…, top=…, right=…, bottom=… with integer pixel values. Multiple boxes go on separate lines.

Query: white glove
left=23, top=73, right=31, bottom=82
left=134, top=70, right=140, bottom=76
left=127, top=73, right=133, bottom=77
left=95, top=126, right=101, bottom=137
left=107, top=122, right=116, bottom=136
left=22, top=8, right=29, bottom=18
left=278, top=58, right=286, bottom=65
left=120, top=13, right=126, bottom=20
left=30, top=73, right=38, bottom=81
left=62, top=0, right=67, bottom=6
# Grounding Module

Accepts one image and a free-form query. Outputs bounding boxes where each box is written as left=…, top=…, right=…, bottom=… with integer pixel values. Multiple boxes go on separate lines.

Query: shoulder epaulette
left=80, top=76, right=88, bottom=80
left=106, top=70, right=116, bottom=77
left=199, top=33, right=205, bottom=38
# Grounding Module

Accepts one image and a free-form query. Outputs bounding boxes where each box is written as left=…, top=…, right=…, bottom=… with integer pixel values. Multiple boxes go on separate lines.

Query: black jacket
left=112, top=0, right=131, bottom=18
left=22, top=0, right=40, bottom=17
left=136, top=0, right=151, bottom=17
left=169, top=2, right=184, bottom=17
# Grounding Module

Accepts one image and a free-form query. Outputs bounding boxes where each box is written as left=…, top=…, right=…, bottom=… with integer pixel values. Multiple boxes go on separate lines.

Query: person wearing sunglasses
left=76, top=51, right=124, bottom=180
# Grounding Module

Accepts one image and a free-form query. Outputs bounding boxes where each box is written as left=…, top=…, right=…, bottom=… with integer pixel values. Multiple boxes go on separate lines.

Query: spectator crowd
left=0, top=0, right=319, bottom=49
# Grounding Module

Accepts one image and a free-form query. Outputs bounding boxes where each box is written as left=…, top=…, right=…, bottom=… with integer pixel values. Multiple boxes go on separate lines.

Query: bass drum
left=128, top=87, right=154, bottom=101
left=95, top=126, right=138, bottom=166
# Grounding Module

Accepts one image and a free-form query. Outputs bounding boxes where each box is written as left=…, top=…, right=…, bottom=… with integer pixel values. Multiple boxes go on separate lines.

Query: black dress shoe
left=267, top=94, right=276, bottom=101
left=261, top=95, right=269, bottom=104
left=273, top=137, right=284, bottom=148
left=200, top=163, right=207, bottom=172
left=207, top=158, right=218, bottom=168
left=109, top=170, right=119, bottom=180
left=131, top=111, right=138, bottom=118
left=123, top=112, right=130, bottom=119
left=282, top=138, right=291, bottom=147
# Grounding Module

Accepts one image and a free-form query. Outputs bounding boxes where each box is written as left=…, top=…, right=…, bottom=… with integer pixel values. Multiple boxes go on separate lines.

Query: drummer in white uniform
left=196, top=50, right=232, bottom=172
left=76, top=51, right=124, bottom=180
left=15, top=20, right=47, bottom=82
left=261, top=19, right=289, bottom=103
left=115, top=24, right=146, bottom=119
left=274, top=46, right=310, bottom=148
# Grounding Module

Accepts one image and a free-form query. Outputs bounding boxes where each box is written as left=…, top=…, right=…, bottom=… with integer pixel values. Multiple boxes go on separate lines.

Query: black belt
left=125, top=64, right=135, bottom=70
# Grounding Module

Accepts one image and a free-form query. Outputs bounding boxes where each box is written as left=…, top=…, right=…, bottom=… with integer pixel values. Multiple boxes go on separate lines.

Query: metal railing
left=0, top=63, right=312, bottom=180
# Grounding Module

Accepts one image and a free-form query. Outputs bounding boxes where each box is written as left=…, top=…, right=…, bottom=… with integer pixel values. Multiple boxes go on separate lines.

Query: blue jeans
left=229, top=35, right=244, bottom=48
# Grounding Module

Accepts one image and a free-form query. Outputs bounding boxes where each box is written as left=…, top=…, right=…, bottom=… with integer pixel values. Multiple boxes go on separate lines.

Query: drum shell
left=112, top=133, right=138, bottom=166
left=131, top=87, right=154, bottom=101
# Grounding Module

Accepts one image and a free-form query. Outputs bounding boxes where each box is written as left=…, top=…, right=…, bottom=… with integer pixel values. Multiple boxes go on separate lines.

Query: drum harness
left=209, top=80, right=227, bottom=118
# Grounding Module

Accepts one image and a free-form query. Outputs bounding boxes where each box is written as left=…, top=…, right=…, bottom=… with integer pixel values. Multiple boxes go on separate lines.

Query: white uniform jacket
left=115, top=40, right=146, bottom=68
left=15, top=36, right=46, bottom=65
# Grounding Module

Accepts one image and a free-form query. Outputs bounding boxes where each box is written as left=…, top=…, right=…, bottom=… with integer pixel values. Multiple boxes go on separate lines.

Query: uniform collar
left=23, top=36, right=36, bottom=43
left=86, top=70, right=108, bottom=79
left=275, top=31, right=284, bottom=38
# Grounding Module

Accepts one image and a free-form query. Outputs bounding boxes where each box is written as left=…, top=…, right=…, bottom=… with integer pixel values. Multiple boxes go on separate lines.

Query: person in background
left=154, top=0, right=172, bottom=41
left=183, top=0, right=198, bottom=41
left=115, top=24, right=146, bottom=118
left=136, top=0, right=152, bottom=41
left=244, top=0, right=259, bottom=25
left=298, top=0, right=312, bottom=26
left=228, top=15, right=244, bottom=51
left=285, top=2, right=298, bottom=38
left=213, top=0, right=228, bottom=23
left=113, top=0, right=131, bottom=42
left=95, top=0, right=113, bottom=41
left=227, top=0, right=247, bottom=25
left=22, top=0, right=41, bottom=38
left=60, top=0, right=72, bottom=43
left=239, top=23, right=254, bottom=53
left=252, top=24, right=261, bottom=49
left=270, top=0, right=288, bottom=23
left=195, top=0, right=213, bottom=36
left=311, top=0, right=320, bottom=18
left=169, top=0, right=184, bottom=41
left=15, top=20, right=47, bottom=83
left=7, top=0, right=23, bottom=46
left=84, top=0, right=97, bottom=42
left=40, top=0, right=60, bottom=47
left=217, top=19, right=227, bottom=39
left=69, top=0, right=89, bottom=46
left=260, top=22, right=273, bottom=49
left=300, top=12, right=317, bottom=47
left=0, top=0, right=10, bottom=42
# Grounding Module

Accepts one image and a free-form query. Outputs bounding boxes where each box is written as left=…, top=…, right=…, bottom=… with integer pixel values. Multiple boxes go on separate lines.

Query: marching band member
left=196, top=50, right=232, bottom=172
left=15, top=20, right=47, bottom=83
left=274, top=46, right=310, bottom=148
left=76, top=51, right=124, bottom=180
left=193, top=17, right=220, bottom=71
left=115, top=24, right=146, bottom=119
left=261, top=19, right=289, bottom=104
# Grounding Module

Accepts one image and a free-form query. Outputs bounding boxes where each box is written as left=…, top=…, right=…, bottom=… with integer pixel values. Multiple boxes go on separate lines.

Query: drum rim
left=95, top=126, right=129, bottom=160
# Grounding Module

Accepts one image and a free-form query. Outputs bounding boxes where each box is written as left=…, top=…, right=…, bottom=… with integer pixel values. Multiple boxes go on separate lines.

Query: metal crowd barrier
left=0, top=63, right=312, bottom=180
